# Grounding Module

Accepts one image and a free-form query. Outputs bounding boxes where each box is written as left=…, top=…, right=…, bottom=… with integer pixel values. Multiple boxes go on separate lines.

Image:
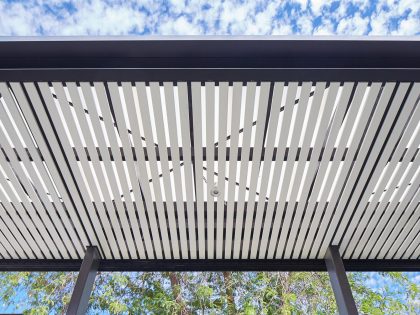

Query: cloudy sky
left=0, top=0, right=419, bottom=36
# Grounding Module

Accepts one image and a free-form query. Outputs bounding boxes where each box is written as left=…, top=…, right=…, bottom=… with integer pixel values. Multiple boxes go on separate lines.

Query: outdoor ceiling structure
left=0, top=37, right=419, bottom=272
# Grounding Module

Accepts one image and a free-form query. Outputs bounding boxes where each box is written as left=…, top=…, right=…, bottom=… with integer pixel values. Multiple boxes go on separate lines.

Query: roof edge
left=0, top=259, right=419, bottom=272
left=0, top=37, right=419, bottom=70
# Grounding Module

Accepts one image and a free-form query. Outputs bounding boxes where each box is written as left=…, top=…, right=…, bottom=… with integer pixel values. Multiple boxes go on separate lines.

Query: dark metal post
left=67, top=246, right=100, bottom=315
left=325, top=245, right=358, bottom=315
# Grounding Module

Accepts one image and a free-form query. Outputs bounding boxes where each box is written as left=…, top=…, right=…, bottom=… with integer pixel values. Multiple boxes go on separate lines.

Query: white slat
left=0, top=140, right=56, bottom=258
left=1, top=86, right=74, bottom=258
left=317, top=83, right=394, bottom=258
left=12, top=83, right=93, bottom=253
left=9, top=105, right=82, bottom=258
left=95, top=82, right=143, bottom=258
left=264, top=83, right=298, bottom=259
left=384, top=195, right=420, bottom=259
left=67, top=83, right=131, bottom=258
left=378, top=174, right=420, bottom=259
left=241, top=82, right=271, bottom=258
left=135, top=82, right=173, bottom=258
left=364, top=164, right=420, bottom=259
left=399, top=197, right=420, bottom=259
left=300, top=83, right=364, bottom=258
left=30, top=82, right=110, bottom=258
left=325, top=84, right=397, bottom=255
left=53, top=82, right=125, bottom=258
left=177, top=82, right=197, bottom=258
left=0, top=123, right=64, bottom=258
left=191, top=82, right=206, bottom=258
left=249, top=82, right=284, bottom=259
left=284, top=82, right=326, bottom=258
left=0, top=163, right=49, bottom=258
left=339, top=83, right=411, bottom=258
left=122, top=82, right=164, bottom=259
left=394, top=182, right=420, bottom=259
left=0, top=206, right=27, bottom=258
left=311, top=82, right=385, bottom=258
left=0, top=198, right=37, bottom=258
left=205, top=82, right=216, bottom=258
left=164, top=82, right=189, bottom=259
left=276, top=83, right=312, bottom=258
left=381, top=160, right=420, bottom=258
left=21, top=83, right=107, bottom=257
left=149, top=82, right=181, bottom=259
left=216, top=83, right=229, bottom=258
left=232, top=83, right=256, bottom=258
left=290, top=82, right=342, bottom=259
left=0, top=84, right=84, bottom=258
left=3, top=83, right=86, bottom=257
left=108, top=83, right=151, bottom=259
left=41, top=82, right=121, bottom=258
left=78, top=82, right=130, bottom=258
left=0, top=228, right=17, bottom=259
left=347, top=83, right=420, bottom=258
left=225, top=82, right=243, bottom=258
left=0, top=239, right=11, bottom=259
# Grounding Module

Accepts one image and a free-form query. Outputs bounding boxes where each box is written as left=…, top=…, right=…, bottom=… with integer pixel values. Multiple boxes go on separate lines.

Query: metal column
left=67, top=246, right=100, bottom=315
left=325, top=245, right=358, bottom=315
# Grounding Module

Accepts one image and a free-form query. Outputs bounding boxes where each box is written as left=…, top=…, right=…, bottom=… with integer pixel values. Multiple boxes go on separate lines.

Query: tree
left=0, top=271, right=418, bottom=314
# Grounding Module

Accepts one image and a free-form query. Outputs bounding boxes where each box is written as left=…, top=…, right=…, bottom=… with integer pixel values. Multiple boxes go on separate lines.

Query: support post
left=325, top=245, right=358, bottom=315
left=67, top=246, right=100, bottom=315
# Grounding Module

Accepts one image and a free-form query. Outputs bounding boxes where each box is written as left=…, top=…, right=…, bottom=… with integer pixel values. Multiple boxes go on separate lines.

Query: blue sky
left=0, top=0, right=419, bottom=36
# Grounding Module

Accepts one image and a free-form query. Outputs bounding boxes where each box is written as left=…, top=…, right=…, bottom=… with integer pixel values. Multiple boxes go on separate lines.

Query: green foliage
left=0, top=271, right=418, bottom=314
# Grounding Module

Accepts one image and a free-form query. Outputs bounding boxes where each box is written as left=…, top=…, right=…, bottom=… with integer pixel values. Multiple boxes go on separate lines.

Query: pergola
left=0, top=37, right=419, bottom=314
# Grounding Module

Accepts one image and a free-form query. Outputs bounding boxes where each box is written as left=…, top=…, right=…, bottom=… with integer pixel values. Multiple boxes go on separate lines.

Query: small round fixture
left=210, top=185, right=220, bottom=197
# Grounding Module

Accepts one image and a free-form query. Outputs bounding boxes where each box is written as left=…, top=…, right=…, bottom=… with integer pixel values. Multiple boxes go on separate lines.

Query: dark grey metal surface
left=325, top=245, right=358, bottom=315
left=0, top=37, right=419, bottom=68
left=67, top=246, right=100, bottom=315
left=0, top=68, right=418, bottom=82
left=0, top=258, right=420, bottom=272
left=0, top=37, right=419, bottom=81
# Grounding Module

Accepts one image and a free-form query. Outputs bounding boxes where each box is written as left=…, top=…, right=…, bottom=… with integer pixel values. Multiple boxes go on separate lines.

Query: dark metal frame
left=326, top=246, right=358, bottom=315
left=67, top=247, right=100, bottom=315
left=0, top=258, right=419, bottom=272
left=0, top=37, right=419, bottom=81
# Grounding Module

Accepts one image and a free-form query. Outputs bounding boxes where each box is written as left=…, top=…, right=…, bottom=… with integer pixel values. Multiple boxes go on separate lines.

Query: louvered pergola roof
left=0, top=37, right=419, bottom=271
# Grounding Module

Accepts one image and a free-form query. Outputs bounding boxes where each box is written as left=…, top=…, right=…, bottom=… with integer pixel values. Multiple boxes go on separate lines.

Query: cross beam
left=325, top=245, right=358, bottom=315
left=67, top=246, right=100, bottom=315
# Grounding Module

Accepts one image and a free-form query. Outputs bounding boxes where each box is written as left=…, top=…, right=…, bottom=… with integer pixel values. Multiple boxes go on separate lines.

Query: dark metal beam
left=9, top=146, right=417, bottom=162
left=1, top=37, right=419, bottom=69
left=325, top=246, right=358, bottom=315
left=67, top=246, right=100, bottom=315
left=0, top=68, right=419, bottom=82
left=0, top=258, right=420, bottom=272
left=0, top=38, right=419, bottom=81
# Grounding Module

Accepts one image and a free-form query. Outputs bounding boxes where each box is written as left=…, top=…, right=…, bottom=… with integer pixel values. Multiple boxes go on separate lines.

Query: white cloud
left=313, top=21, right=335, bottom=35
left=0, top=0, right=418, bottom=36
left=310, top=0, right=335, bottom=16
left=393, top=17, right=420, bottom=35
left=296, top=15, right=314, bottom=34
left=337, top=13, right=369, bottom=35
left=158, top=15, right=202, bottom=35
